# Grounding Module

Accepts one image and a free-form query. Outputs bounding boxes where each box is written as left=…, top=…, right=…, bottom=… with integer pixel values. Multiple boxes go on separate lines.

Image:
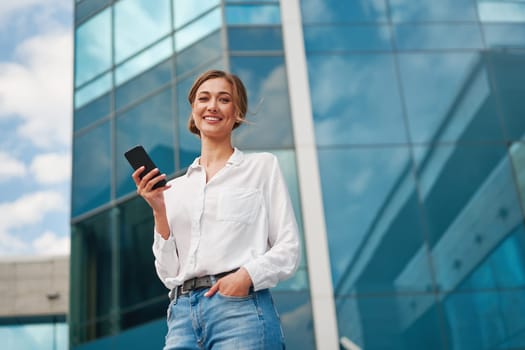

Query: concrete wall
left=0, top=255, right=69, bottom=318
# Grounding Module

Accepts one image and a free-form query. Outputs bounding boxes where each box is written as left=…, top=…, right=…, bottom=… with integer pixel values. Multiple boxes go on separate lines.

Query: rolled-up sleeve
left=152, top=228, right=179, bottom=289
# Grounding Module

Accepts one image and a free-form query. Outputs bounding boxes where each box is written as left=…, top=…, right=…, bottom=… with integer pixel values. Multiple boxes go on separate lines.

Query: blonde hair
left=187, top=70, right=248, bottom=136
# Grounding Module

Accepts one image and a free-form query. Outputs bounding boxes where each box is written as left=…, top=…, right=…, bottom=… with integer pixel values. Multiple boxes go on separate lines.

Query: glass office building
left=71, top=0, right=525, bottom=349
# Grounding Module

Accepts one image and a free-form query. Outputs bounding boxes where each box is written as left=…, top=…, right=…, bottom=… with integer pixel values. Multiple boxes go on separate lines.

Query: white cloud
left=0, top=151, right=27, bottom=182
left=0, top=191, right=66, bottom=232
left=0, top=29, right=73, bottom=149
left=30, top=152, right=71, bottom=185
left=32, top=230, right=70, bottom=256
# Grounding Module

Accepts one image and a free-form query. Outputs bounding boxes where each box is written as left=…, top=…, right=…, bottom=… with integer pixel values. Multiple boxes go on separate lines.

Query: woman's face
left=192, top=77, right=237, bottom=140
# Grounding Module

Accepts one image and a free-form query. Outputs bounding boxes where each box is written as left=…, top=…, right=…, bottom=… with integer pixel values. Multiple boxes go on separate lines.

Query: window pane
left=175, top=30, right=222, bottom=78
left=484, top=24, right=525, bottom=48
left=389, top=0, right=478, bottom=22
left=74, top=92, right=110, bottom=132
left=412, top=144, right=524, bottom=291
left=74, top=71, right=112, bottom=109
left=119, top=197, right=167, bottom=323
left=175, top=7, right=221, bottom=52
left=228, top=27, right=283, bottom=51
left=398, top=53, right=504, bottom=143
left=301, top=0, right=387, bottom=24
left=307, top=54, right=407, bottom=145
left=114, top=0, right=171, bottom=63
left=116, top=58, right=172, bottom=111
left=442, top=290, right=525, bottom=349
left=225, top=5, right=281, bottom=25
left=115, top=88, right=175, bottom=198
left=336, top=295, right=445, bottom=350
left=173, top=0, right=219, bottom=29
left=115, top=37, right=172, bottom=86
left=304, top=25, right=392, bottom=52
left=478, top=0, right=525, bottom=22
left=318, top=147, right=433, bottom=295
left=230, top=55, right=294, bottom=149
left=395, top=24, right=483, bottom=50
left=488, top=51, right=525, bottom=141
left=70, top=210, right=112, bottom=345
left=273, top=291, right=315, bottom=349
left=72, top=122, right=111, bottom=217
left=75, top=8, right=111, bottom=87
left=75, top=0, right=110, bottom=24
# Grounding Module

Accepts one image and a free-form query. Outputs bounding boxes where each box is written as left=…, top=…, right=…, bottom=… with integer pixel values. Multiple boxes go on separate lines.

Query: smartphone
left=124, top=145, right=167, bottom=189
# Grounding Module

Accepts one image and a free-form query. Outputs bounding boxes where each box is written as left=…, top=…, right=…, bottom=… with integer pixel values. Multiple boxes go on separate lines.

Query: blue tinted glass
left=442, top=290, right=525, bottom=350
left=488, top=51, right=525, bottom=141
left=484, top=24, right=525, bottom=48
left=114, top=0, right=171, bottom=63
left=75, top=0, right=110, bottom=24
left=115, top=88, right=175, bottom=198
left=74, top=71, right=112, bottom=108
left=115, top=37, right=172, bottom=85
left=304, top=25, right=392, bottom=52
left=307, top=54, right=407, bottom=145
left=229, top=55, right=294, bottom=149
left=175, top=7, right=221, bottom=52
left=175, top=30, right=222, bottom=78
left=74, top=92, right=110, bottom=131
left=74, top=8, right=111, bottom=87
left=173, top=0, right=219, bottom=29
left=478, top=0, right=525, bottom=22
left=268, top=150, right=308, bottom=291
left=0, top=323, right=68, bottom=350
left=318, top=147, right=433, bottom=294
left=509, top=142, right=525, bottom=211
left=412, top=144, right=523, bottom=290
left=399, top=53, right=504, bottom=143
left=114, top=319, right=165, bottom=349
left=395, top=24, right=483, bottom=50
left=301, top=0, right=387, bottom=23
left=390, top=0, right=478, bottom=22
left=336, top=294, right=445, bottom=350
left=228, top=27, right=283, bottom=51
left=226, top=5, right=281, bottom=25
left=72, top=122, right=111, bottom=217
left=115, top=58, right=172, bottom=111
left=457, top=226, right=525, bottom=291
left=273, top=291, right=315, bottom=349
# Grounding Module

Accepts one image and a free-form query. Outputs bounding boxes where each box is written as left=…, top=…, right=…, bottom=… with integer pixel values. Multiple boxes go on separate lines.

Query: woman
left=132, top=69, right=300, bottom=349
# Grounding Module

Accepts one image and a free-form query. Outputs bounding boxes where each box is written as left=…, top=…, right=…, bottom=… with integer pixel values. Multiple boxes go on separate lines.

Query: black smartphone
left=124, top=145, right=167, bottom=189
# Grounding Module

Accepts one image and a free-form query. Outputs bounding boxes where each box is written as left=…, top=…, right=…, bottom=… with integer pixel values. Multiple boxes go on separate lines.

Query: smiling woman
left=131, top=70, right=300, bottom=350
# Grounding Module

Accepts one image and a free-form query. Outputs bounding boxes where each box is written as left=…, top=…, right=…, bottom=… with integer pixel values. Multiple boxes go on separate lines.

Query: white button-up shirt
left=152, top=148, right=300, bottom=291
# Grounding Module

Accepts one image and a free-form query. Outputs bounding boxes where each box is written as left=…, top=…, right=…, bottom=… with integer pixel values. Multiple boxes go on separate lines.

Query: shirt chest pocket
left=216, top=187, right=262, bottom=225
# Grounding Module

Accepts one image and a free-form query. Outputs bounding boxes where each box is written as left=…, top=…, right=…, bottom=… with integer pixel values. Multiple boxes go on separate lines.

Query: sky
left=0, top=1, right=73, bottom=257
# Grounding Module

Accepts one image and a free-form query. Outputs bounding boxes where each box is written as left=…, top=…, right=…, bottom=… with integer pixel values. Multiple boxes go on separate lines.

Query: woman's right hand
left=131, top=166, right=170, bottom=212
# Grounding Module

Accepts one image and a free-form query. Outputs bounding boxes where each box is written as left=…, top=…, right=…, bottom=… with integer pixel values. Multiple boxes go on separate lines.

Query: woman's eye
left=198, top=97, right=208, bottom=102
left=219, top=98, right=230, bottom=103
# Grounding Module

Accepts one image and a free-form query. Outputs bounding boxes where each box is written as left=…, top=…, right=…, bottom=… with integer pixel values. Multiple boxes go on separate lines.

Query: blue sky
left=0, top=1, right=72, bottom=257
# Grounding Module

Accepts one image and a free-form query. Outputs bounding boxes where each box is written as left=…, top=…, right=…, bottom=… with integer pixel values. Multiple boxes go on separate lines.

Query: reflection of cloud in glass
left=301, top=0, right=386, bottom=23
left=74, top=72, right=111, bottom=109
left=114, top=0, right=171, bottom=63
left=74, top=9, right=111, bottom=87
left=225, top=5, right=281, bottom=25
left=478, top=1, right=525, bottom=22
left=309, top=54, right=407, bottom=145
left=115, top=37, right=172, bottom=85
left=234, top=64, right=293, bottom=148
left=390, top=0, right=477, bottom=22
left=173, top=0, right=219, bottom=29
left=175, top=8, right=221, bottom=52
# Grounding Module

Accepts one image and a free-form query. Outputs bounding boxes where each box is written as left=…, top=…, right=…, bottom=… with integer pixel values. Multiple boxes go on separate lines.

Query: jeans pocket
left=216, top=291, right=254, bottom=302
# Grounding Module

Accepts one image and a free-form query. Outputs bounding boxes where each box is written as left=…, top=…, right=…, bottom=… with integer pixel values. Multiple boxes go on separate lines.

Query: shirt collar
left=186, top=147, right=244, bottom=176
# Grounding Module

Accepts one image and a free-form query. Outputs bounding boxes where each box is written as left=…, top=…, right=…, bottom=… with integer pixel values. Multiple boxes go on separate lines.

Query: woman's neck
left=199, top=137, right=234, bottom=168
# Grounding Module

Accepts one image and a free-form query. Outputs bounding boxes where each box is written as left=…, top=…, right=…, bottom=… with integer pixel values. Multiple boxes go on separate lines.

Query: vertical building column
left=280, top=1, right=339, bottom=349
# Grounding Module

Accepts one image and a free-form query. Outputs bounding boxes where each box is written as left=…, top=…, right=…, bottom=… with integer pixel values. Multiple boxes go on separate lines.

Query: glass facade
left=300, top=0, right=525, bottom=348
left=0, top=317, right=68, bottom=350
left=71, top=0, right=525, bottom=349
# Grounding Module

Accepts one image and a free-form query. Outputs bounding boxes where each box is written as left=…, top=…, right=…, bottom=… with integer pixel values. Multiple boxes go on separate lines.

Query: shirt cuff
left=153, top=228, right=174, bottom=251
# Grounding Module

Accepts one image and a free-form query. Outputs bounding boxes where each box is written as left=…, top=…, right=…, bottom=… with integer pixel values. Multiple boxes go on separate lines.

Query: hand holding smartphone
left=124, top=145, right=167, bottom=190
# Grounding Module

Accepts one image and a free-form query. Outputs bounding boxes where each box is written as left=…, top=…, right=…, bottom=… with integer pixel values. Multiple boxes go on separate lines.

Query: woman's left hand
left=205, top=268, right=253, bottom=297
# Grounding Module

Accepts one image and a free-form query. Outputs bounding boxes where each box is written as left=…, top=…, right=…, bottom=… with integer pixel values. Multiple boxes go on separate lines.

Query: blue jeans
left=164, top=288, right=285, bottom=349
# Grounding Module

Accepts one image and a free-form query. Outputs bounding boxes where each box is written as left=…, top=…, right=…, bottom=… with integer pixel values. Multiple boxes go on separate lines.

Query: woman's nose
left=207, top=98, right=218, bottom=111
